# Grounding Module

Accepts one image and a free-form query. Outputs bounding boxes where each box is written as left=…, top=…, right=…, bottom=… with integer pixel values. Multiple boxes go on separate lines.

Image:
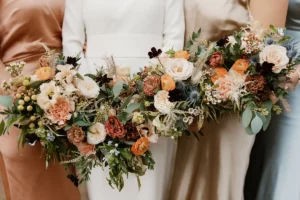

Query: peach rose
left=211, top=67, right=228, bottom=83
left=77, top=142, right=96, bottom=156
left=231, top=59, right=250, bottom=75
left=174, top=50, right=190, bottom=60
left=161, top=74, right=176, bottom=92
left=131, top=137, right=149, bottom=156
left=35, top=67, right=55, bottom=81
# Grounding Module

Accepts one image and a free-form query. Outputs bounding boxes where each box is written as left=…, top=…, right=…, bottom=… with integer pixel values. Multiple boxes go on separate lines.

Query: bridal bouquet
left=186, top=23, right=300, bottom=134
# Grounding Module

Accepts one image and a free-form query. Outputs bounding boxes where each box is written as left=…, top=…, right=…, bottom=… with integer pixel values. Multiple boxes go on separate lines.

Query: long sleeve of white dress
left=62, top=0, right=89, bottom=75
left=163, top=0, right=185, bottom=51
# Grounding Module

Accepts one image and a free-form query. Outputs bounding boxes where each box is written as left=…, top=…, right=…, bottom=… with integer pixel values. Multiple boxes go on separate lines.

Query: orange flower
left=211, top=67, right=228, bottom=83
left=35, top=67, right=55, bottom=81
left=77, top=142, right=96, bottom=156
left=161, top=74, right=176, bottom=92
left=174, top=50, right=190, bottom=60
left=231, top=59, right=250, bottom=75
left=131, top=137, right=149, bottom=156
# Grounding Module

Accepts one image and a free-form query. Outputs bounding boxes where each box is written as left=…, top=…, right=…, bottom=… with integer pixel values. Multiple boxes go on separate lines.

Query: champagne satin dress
left=169, top=1, right=253, bottom=200
left=0, top=1, right=80, bottom=200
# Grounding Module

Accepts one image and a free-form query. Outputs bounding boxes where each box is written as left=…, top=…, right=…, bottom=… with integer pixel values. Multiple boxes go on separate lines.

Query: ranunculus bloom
left=105, top=116, right=126, bottom=139
left=215, top=76, right=233, bottom=101
left=77, top=142, right=96, bottom=156
left=165, top=58, right=194, bottom=81
left=211, top=67, right=228, bottom=83
left=87, top=123, right=107, bottom=145
left=35, top=67, right=55, bottom=81
left=76, top=76, right=100, bottom=98
left=46, top=97, right=75, bottom=125
left=67, top=125, right=85, bottom=145
left=154, top=90, right=174, bottom=114
left=209, top=52, right=224, bottom=67
left=174, top=50, right=190, bottom=60
left=231, top=59, right=250, bottom=75
left=131, top=137, right=149, bottom=156
left=143, top=75, right=160, bottom=96
left=259, top=45, right=289, bottom=73
left=161, top=74, right=176, bottom=92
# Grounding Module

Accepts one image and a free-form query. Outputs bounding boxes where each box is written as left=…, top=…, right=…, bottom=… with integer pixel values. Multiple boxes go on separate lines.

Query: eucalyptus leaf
left=119, top=96, right=132, bottom=111
left=30, top=80, right=44, bottom=89
left=263, top=100, right=273, bottom=112
left=0, top=120, right=5, bottom=135
left=263, top=113, right=272, bottom=131
left=242, top=108, right=253, bottom=128
left=125, top=103, right=141, bottom=113
left=76, top=73, right=84, bottom=80
left=251, top=115, right=263, bottom=134
left=0, top=96, right=13, bottom=108
left=75, top=121, right=91, bottom=127
left=113, top=80, right=124, bottom=98
left=245, top=127, right=255, bottom=135
left=257, top=113, right=267, bottom=123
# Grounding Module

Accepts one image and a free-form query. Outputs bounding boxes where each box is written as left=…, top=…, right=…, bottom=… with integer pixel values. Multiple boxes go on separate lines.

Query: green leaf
left=263, top=113, right=272, bottom=131
left=75, top=121, right=91, bottom=127
left=251, top=115, right=263, bottom=134
left=263, top=100, right=273, bottom=112
left=245, top=127, right=255, bottom=135
left=76, top=73, right=84, bottom=80
left=125, top=103, right=141, bottom=113
left=0, top=96, right=13, bottom=108
left=257, top=113, right=266, bottom=123
left=119, top=96, right=132, bottom=111
left=242, top=107, right=253, bottom=128
left=113, top=80, right=123, bottom=98
left=0, top=120, right=5, bottom=135
left=64, top=124, right=72, bottom=131
left=30, top=80, right=44, bottom=89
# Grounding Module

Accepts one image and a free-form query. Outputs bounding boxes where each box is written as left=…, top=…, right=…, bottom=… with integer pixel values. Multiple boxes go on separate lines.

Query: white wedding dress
left=62, top=0, right=184, bottom=199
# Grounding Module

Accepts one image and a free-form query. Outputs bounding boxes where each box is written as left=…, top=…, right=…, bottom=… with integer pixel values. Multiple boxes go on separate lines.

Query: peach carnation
left=46, top=97, right=75, bottom=125
left=67, top=125, right=85, bottom=145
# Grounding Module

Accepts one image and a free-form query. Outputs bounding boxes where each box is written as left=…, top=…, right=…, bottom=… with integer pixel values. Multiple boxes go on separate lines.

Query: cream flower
left=76, top=76, right=100, bottom=98
left=165, top=58, right=194, bottom=81
left=64, top=84, right=77, bottom=96
left=56, top=65, right=77, bottom=84
left=132, top=112, right=145, bottom=124
left=37, top=81, right=61, bottom=110
left=137, top=121, right=158, bottom=143
left=87, top=123, right=107, bottom=145
left=260, top=45, right=289, bottom=73
left=154, top=90, right=174, bottom=114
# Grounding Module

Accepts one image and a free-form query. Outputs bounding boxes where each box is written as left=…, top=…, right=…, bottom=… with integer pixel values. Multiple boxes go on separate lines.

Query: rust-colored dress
left=0, top=1, right=80, bottom=200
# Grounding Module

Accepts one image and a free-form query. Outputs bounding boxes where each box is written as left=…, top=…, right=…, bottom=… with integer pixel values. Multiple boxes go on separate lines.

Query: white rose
left=260, top=45, right=289, bottom=73
left=56, top=65, right=77, bottom=84
left=164, top=58, right=194, bottom=81
left=154, top=90, right=174, bottom=114
left=87, top=123, right=107, bottom=145
left=76, top=76, right=100, bottom=98
left=37, top=81, right=61, bottom=110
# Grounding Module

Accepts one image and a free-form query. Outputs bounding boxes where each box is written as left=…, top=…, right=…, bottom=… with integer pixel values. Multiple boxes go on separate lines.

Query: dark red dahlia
left=105, top=116, right=126, bottom=139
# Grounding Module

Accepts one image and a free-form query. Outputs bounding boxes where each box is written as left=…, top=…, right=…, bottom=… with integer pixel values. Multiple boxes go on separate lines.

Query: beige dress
left=169, top=1, right=254, bottom=200
left=0, top=1, right=80, bottom=200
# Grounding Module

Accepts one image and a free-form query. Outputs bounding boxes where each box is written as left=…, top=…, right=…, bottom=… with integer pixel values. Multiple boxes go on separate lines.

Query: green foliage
left=113, top=80, right=124, bottom=98
left=0, top=96, right=13, bottom=108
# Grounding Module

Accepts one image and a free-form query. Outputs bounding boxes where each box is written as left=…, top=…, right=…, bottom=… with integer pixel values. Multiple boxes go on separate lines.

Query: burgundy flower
left=123, top=122, right=140, bottom=141
left=209, top=52, right=224, bottom=67
left=105, top=116, right=126, bottom=139
left=216, top=36, right=229, bottom=47
left=148, top=47, right=162, bottom=59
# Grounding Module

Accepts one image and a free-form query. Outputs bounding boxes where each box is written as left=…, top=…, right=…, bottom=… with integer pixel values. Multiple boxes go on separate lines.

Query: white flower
left=76, top=76, right=100, bottom=98
left=137, top=121, right=158, bottom=143
left=260, top=45, right=289, bottom=73
left=164, top=58, right=194, bottom=81
left=87, top=123, right=107, bottom=145
left=55, top=65, right=77, bottom=84
left=64, top=84, right=77, bottom=96
left=154, top=90, right=174, bottom=114
left=277, top=28, right=284, bottom=37
left=37, top=81, right=61, bottom=110
left=227, top=36, right=237, bottom=46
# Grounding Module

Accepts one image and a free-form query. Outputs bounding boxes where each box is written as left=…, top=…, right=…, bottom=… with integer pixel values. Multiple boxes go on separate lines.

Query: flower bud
left=27, top=106, right=33, bottom=112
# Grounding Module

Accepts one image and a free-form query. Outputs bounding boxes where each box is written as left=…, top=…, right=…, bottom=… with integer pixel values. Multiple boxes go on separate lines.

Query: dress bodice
left=62, top=0, right=185, bottom=74
left=0, top=0, right=65, bottom=75
left=286, top=0, right=300, bottom=32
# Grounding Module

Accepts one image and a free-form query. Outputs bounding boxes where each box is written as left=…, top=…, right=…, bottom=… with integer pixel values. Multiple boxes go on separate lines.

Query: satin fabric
left=244, top=1, right=300, bottom=199
left=0, top=1, right=80, bottom=200
left=62, top=0, right=185, bottom=199
left=169, top=1, right=253, bottom=200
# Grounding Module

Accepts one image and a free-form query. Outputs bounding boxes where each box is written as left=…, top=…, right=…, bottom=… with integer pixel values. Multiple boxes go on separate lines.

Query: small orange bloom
left=211, top=67, right=228, bottom=83
left=35, top=66, right=55, bottom=81
left=131, top=137, right=149, bottom=156
left=231, top=59, right=250, bottom=75
left=174, top=50, right=190, bottom=60
left=161, top=74, right=176, bottom=92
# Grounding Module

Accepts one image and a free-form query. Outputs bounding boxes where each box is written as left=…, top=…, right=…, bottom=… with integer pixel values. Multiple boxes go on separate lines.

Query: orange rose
left=131, top=137, right=149, bottom=156
left=174, top=50, right=190, bottom=60
left=35, top=67, right=55, bottom=81
left=211, top=67, right=228, bottom=83
left=161, top=74, right=176, bottom=92
left=231, top=59, right=250, bottom=75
